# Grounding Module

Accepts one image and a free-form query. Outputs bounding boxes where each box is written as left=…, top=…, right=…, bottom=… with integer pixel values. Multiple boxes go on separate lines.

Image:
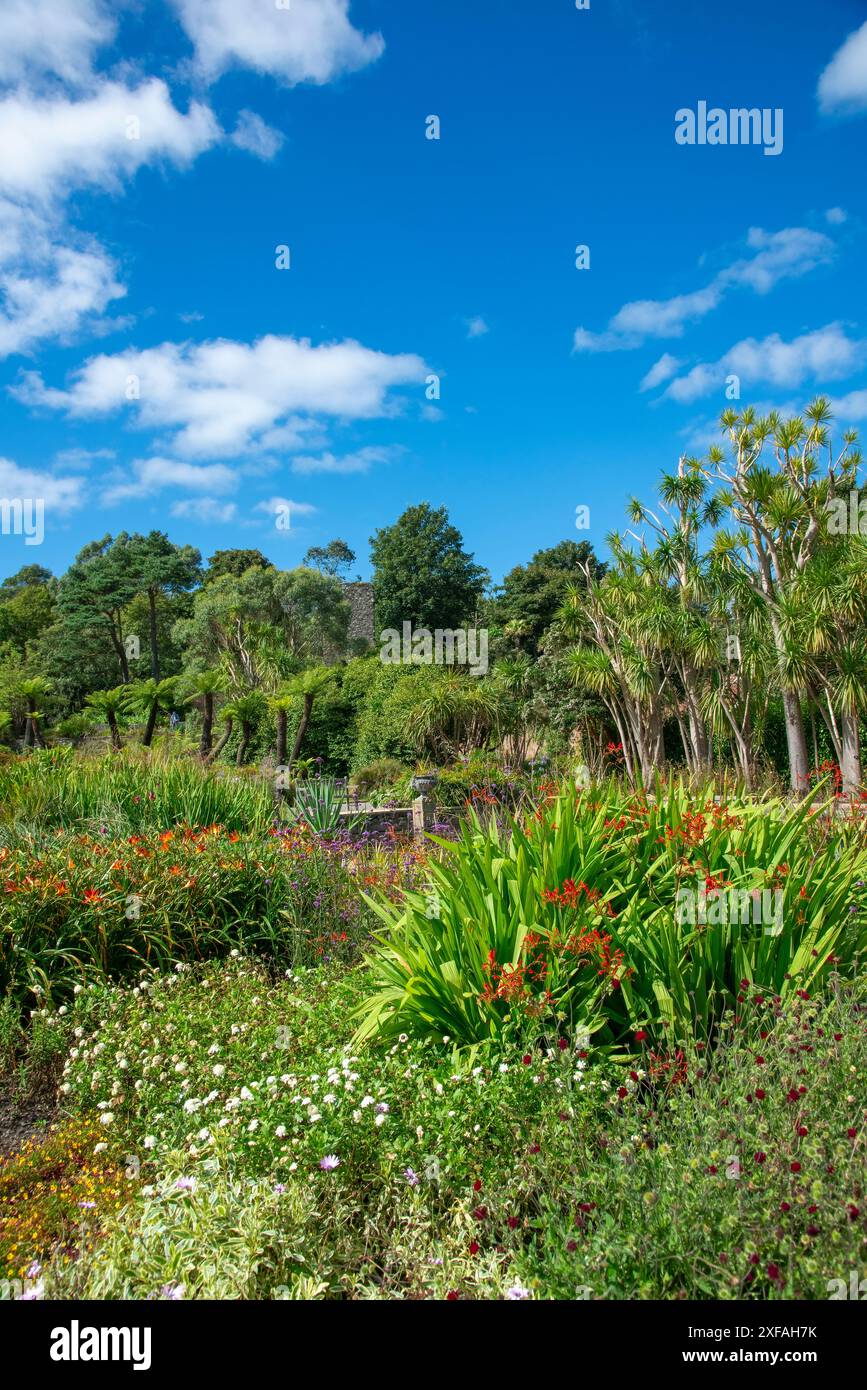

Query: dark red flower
left=755, top=1089, right=766, bottom=1100
left=790, top=1161, right=801, bottom=1173
left=754, top=1151, right=767, bottom=1164
left=446, top=1291, right=460, bottom=1300
left=635, top=1030, right=647, bottom=1042
left=767, top=1263, right=781, bottom=1281
left=469, top=1241, right=480, bottom=1255
left=473, top=1179, right=482, bottom=1192
left=522, top=1054, right=531, bottom=1066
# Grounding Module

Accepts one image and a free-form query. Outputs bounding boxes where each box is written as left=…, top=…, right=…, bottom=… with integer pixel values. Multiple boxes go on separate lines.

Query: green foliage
left=355, top=778, right=867, bottom=1048
left=370, top=502, right=488, bottom=634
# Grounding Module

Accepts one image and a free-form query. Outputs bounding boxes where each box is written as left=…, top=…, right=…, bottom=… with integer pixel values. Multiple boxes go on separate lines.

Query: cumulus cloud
left=818, top=21, right=867, bottom=115
left=13, top=335, right=429, bottom=458
left=0, top=204, right=127, bottom=358
left=663, top=324, right=866, bottom=404
left=0, top=454, right=86, bottom=512
left=0, top=80, right=220, bottom=205
left=825, top=207, right=848, bottom=225
left=0, top=0, right=115, bottom=87
left=574, top=226, right=836, bottom=354
left=101, top=456, right=238, bottom=505
left=465, top=316, right=489, bottom=339
left=828, top=387, right=867, bottom=422
left=639, top=353, right=684, bottom=392
left=230, top=110, right=284, bottom=161
left=290, top=445, right=404, bottom=475
left=170, top=0, right=385, bottom=85
left=169, top=497, right=238, bottom=523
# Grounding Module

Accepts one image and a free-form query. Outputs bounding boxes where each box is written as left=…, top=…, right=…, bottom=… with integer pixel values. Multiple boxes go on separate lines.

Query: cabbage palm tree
left=281, top=666, right=337, bottom=766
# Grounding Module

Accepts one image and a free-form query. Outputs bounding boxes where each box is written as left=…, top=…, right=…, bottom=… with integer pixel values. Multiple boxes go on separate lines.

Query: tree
left=370, top=504, right=488, bottom=634
left=0, top=575, right=56, bottom=654
left=225, top=691, right=266, bottom=766
left=280, top=667, right=338, bottom=765
left=182, top=669, right=225, bottom=758
left=125, top=677, right=179, bottom=747
left=487, top=540, right=606, bottom=656
left=85, top=686, right=127, bottom=752
left=15, top=676, right=52, bottom=748
left=302, top=539, right=356, bottom=578
left=174, top=567, right=350, bottom=690
left=203, top=550, right=274, bottom=585
left=57, top=535, right=141, bottom=684
left=126, top=533, right=201, bottom=680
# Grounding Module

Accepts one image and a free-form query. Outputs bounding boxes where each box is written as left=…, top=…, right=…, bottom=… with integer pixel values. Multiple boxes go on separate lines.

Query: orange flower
left=82, top=888, right=102, bottom=904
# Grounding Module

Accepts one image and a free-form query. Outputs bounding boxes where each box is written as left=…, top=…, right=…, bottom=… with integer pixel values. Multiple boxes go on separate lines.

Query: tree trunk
left=236, top=719, right=252, bottom=765
left=107, top=710, right=122, bottom=752
left=276, top=707, right=288, bottom=765
left=148, top=590, right=160, bottom=681
left=840, top=709, right=862, bottom=798
left=782, top=688, right=810, bottom=795
left=111, top=626, right=130, bottom=684
left=290, top=693, right=315, bottom=765
left=142, top=700, right=159, bottom=747
left=199, top=694, right=214, bottom=758
left=205, top=716, right=233, bottom=764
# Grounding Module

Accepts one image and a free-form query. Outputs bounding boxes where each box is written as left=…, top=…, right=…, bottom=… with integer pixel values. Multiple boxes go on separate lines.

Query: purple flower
left=319, top=1154, right=340, bottom=1171
left=404, top=1168, right=420, bottom=1187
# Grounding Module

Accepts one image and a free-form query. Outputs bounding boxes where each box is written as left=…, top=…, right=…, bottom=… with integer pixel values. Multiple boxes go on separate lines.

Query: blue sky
left=1, top=0, right=867, bottom=585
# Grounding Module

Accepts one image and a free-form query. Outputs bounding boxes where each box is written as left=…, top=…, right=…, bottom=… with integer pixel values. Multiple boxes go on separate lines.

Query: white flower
left=212, top=1064, right=225, bottom=1077
left=240, top=1086, right=254, bottom=1101
left=375, top=1113, right=387, bottom=1127
left=360, top=1096, right=375, bottom=1108
left=143, top=1135, right=157, bottom=1149
left=275, top=1125, right=287, bottom=1138
left=93, top=1142, right=107, bottom=1153
left=99, top=1112, right=114, bottom=1127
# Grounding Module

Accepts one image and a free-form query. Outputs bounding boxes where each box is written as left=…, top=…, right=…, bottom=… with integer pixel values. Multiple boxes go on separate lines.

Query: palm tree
left=267, top=686, right=297, bottom=766
left=280, top=667, right=337, bottom=766
left=183, top=669, right=225, bottom=758
left=85, top=686, right=128, bottom=752
left=204, top=704, right=235, bottom=764
left=16, top=676, right=52, bottom=748
left=125, top=677, right=179, bottom=747
left=227, top=691, right=266, bottom=766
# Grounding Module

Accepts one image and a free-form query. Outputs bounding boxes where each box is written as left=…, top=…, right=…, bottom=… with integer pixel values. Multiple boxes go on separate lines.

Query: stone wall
left=343, top=581, right=375, bottom=647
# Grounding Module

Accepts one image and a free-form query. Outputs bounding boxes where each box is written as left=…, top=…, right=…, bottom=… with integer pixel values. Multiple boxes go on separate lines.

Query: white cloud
left=0, top=80, right=220, bottom=205
left=828, top=387, right=867, bottom=422
left=230, top=110, right=284, bottom=161
left=639, top=353, right=683, bottom=392
left=290, top=445, right=404, bottom=475
left=14, top=335, right=429, bottom=458
left=818, top=21, right=867, bottom=115
left=0, top=455, right=86, bottom=512
left=0, top=204, right=126, bottom=357
left=53, top=446, right=115, bottom=469
left=465, top=316, right=489, bottom=339
left=101, top=456, right=238, bottom=505
left=574, top=226, right=835, bottom=353
left=664, top=324, right=866, bottom=404
left=0, top=0, right=115, bottom=87
left=170, top=497, right=238, bottom=523
left=825, top=207, right=848, bottom=225
left=170, top=0, right=385, bottom=85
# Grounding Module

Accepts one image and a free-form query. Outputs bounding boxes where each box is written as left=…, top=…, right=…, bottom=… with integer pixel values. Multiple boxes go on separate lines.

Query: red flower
left=446, top=1291, right=460, bottom=1300
left=522, top=1055, right=531, bottom=1066
left=754, top=1151, right=766, bottom=1164
left=755, top=1089, right=766, bottom=1100
left=847, top=1128, right=857, bottom=1139
left=507, top=1217, right=519, bottom=1229
left=797, top=1126, right=808, bottom=1137
left=780, top=1202, right=791, bottom=1213
left=472, top=1206, right=487, bottom=1221
left=790, top=1161, right=801, bottom=1173
left=635, top=1030, right=647, bottom=1042
left=473, top=1179, right=482, bottom=1192
left=617, top=1086, right=628, bottom=1099
left=767, top=1263, right=781, bottom=1282
left=469, top=1241, right=480, bottom=1255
